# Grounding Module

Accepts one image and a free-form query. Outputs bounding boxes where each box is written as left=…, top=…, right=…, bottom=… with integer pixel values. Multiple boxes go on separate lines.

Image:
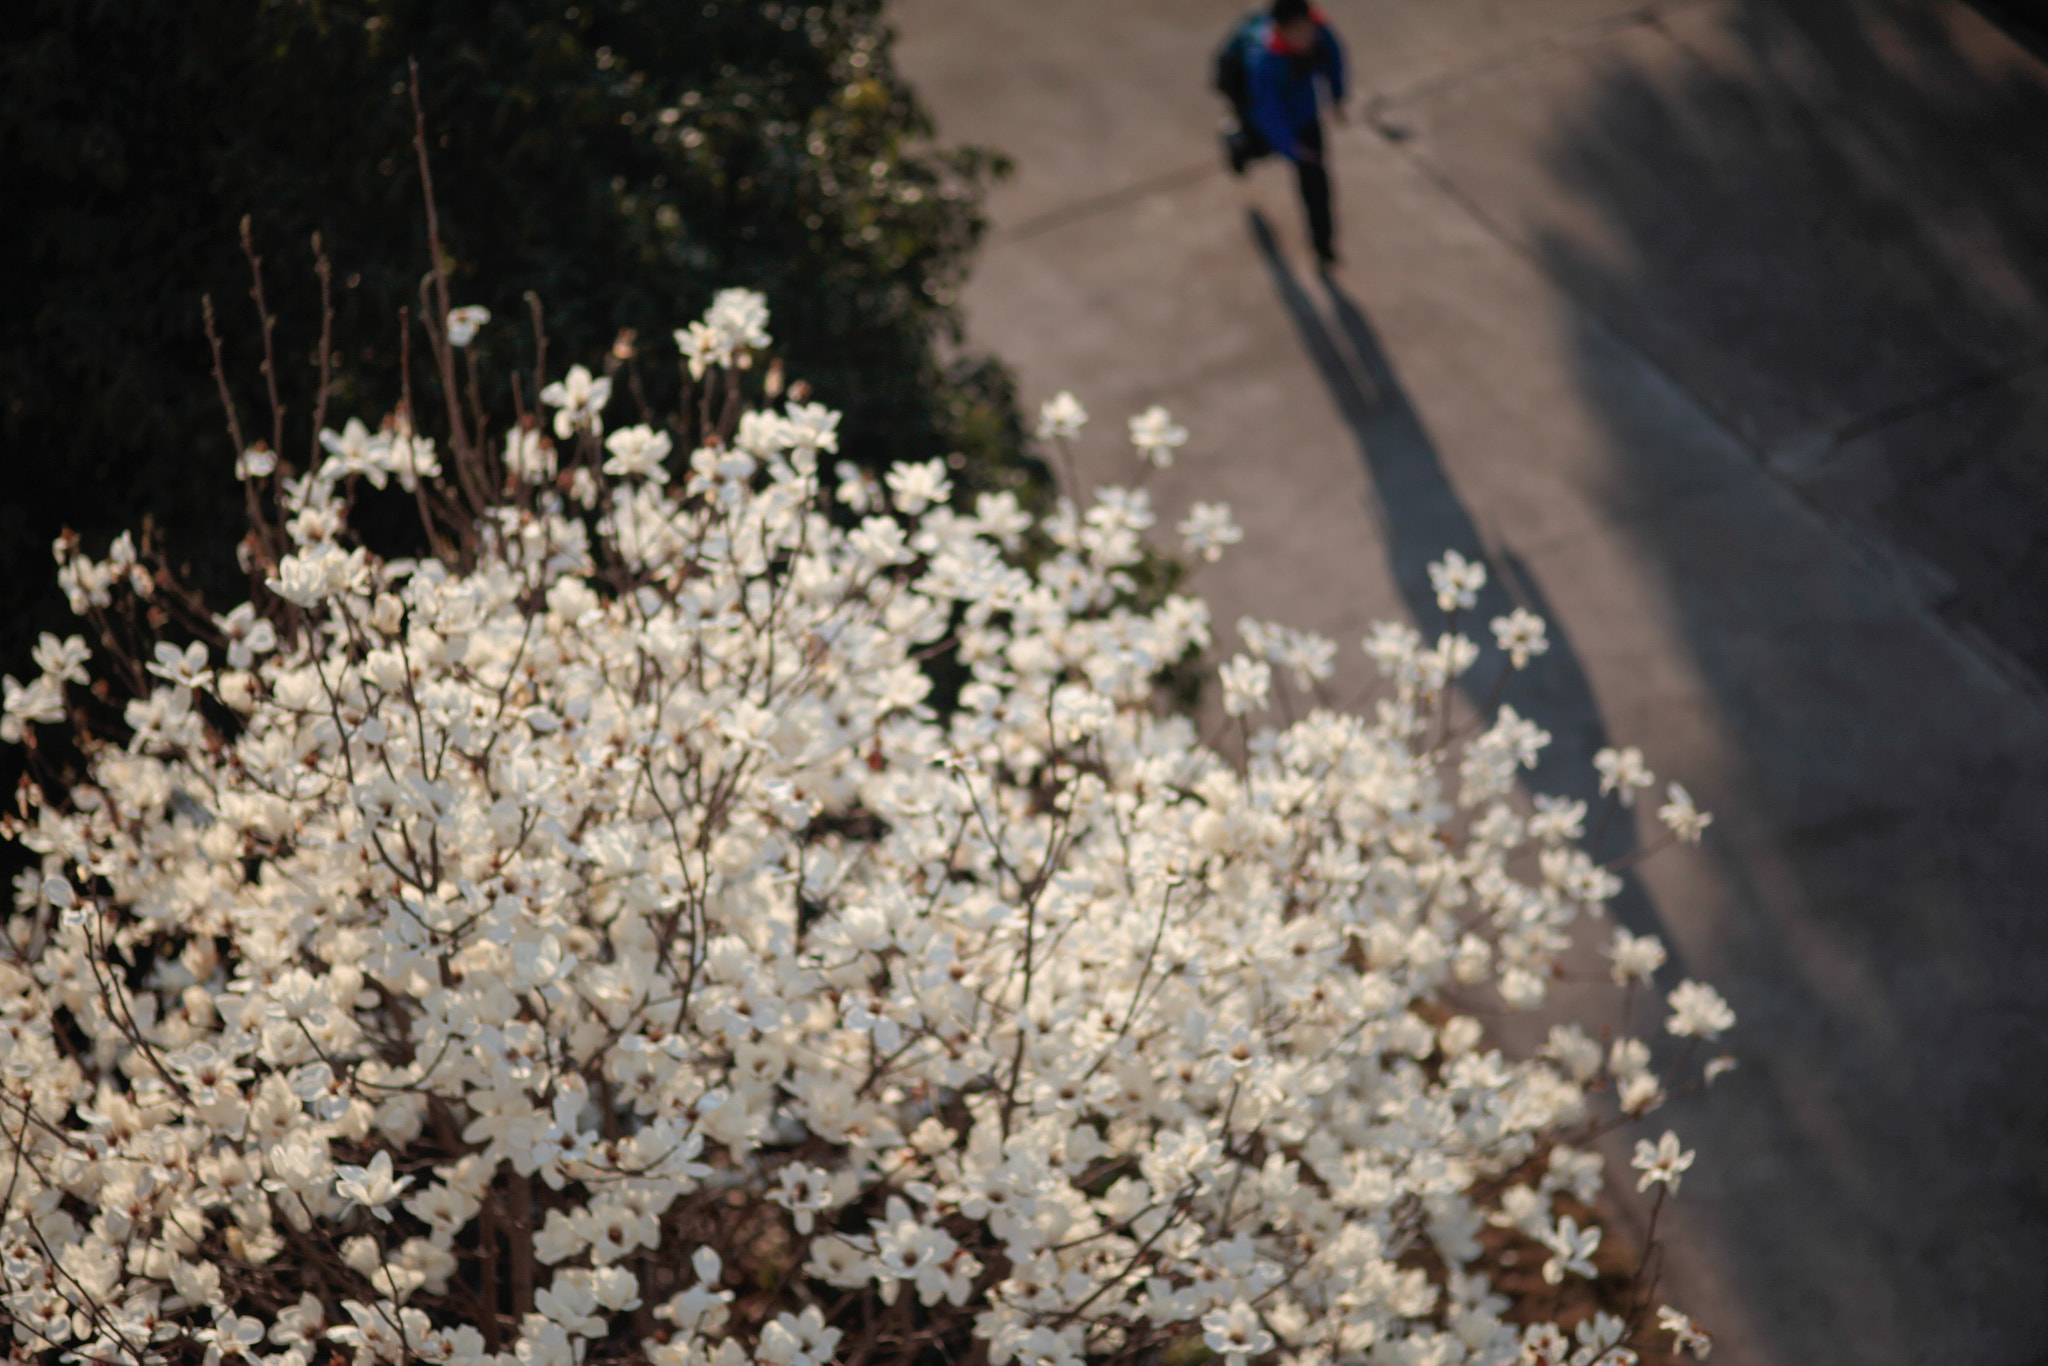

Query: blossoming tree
left=2, top=290, right=1729, bottom=1366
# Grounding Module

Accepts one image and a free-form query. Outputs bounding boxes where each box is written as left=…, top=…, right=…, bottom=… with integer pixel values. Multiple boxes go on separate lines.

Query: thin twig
left=201, top=296, right=249, bottom=460
left=410, top=57, right=486, bottom=514
left=421, top=274, right=489, bottom=517
left=398, top=305, right=452, bottom=560
left=239, top=215, right=287, bottom=459
left=526, top=290, right=550, bottom=402
left=202, top=293, right=275, bottom=594
left=310, top=231, right=336, bottom=453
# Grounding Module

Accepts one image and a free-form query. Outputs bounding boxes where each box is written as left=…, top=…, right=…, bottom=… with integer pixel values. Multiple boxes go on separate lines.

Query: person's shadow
left=1246, top=207, right=1674, bottom=970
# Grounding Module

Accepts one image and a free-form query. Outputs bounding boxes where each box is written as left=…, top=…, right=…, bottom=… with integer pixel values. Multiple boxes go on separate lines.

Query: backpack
left=1211, top=11, right=1266, bottom=112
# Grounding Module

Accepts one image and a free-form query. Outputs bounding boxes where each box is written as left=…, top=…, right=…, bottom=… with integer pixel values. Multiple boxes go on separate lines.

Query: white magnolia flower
left=1575, top=1312, right=1628, bottom=1359
left=266, top=550, right=336, bottom=607
left=1036, top=390, right=1088, bottom=441
left=1530, top=794, right=1586, bottom=842
left=1202, top=1303, right=1274, bottom=1366
left=1604, top=926, right=1666, bottom=985
left=269, top=1293, right=326, bottom=1349
left=1659, top=1305, right=1713, bottom=1359
left=1658, top=782, right=1713, bottom=843
left=769, top=1165, right=835, bottom=1235
left=445, top=305, right=491, bottom=348
left=1489, top=606, right=1548, bottom=668
left=539, top=364, right=613, bottom=439
left=146, top=640, right=210, bottom=691
left=783, top=402, right=841, bottom=460
left=676, top=321, right=724, bottom=380
left=1667, top=980, right=1736, bottom=1039
left=204, top=1308, right=266, bottom=1359
left=1178, top=501, right=1242, bottom=562
left=236, top=445, right=278, bottom=480
left=1428, top=549, right=1487, bottom=612
left=759, top=1306, right=843, bottom=1366
left=215, top=603, right=279, bottom=670
left=505, top=425, right=558, bottom=484
left=677, top=288, right=772, bottom=378
left=885, top=459, right=950, bottom=515
left=1539, top=1215, right=1600, bottom=1283
left=334, top=1151, right=413, bottom=1221
left=318, top=416, right=388, bottom=489
left=1633, top=1131, right=1695, bottom=1193
left=2, top=674, right=66, bottom=742
left=1521, top=1324, right=1569, bottom=1364
left=707, top=287, right=771, bottom=355
left=1595, top=744, right=1655, bottom=806
left=1127, top=405, right=1188, bottom=468
left=31, top=632, right=91, bottom=686
left=603, top=425, right=674, bottom=483
left=1219, top=654, right=1271, bottom=717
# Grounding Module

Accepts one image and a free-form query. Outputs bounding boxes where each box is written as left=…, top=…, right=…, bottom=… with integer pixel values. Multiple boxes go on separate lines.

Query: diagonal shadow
left=1244, top=206, right=1676, bottom=969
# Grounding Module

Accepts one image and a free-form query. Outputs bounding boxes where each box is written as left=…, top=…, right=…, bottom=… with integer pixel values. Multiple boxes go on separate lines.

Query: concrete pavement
left=890, top=2, right=2048, bottom=1364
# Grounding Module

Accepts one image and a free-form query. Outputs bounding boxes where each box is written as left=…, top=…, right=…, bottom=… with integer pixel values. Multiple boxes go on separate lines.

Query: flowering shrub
left=2, top=292, right=1730, bottom=1366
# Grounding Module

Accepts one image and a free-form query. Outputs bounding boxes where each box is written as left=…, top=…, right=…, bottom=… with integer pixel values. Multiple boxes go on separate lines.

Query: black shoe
left=1223, top=127, right=1251, bottom=177
left=1315, top=248, right=1340, bottom=270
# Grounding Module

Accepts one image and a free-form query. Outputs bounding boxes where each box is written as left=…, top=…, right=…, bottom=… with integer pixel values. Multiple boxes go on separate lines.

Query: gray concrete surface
left=889, top=2, right=2048, bottom=1364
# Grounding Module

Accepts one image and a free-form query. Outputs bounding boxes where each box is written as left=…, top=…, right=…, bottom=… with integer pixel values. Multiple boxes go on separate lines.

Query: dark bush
left=0, top=0, right=1029, bottom=695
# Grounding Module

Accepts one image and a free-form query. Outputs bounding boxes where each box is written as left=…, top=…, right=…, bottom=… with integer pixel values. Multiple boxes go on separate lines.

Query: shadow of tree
left=1502, top=1, right=2048, bottom=1361
left=1534, top=0, right=2048, bottom=676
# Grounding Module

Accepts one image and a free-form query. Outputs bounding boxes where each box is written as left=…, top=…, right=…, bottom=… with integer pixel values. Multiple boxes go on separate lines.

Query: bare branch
left=310, top=230, right=336, bottom=455
left=239, top=214, right=287, bottom=459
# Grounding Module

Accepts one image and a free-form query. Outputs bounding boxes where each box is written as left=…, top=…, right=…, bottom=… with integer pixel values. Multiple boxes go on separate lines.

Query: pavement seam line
left=993, top=160, right=1221, bottom=246
left=1373, top=106, right=2048, bottom=718
left=1364, top=0, right=1722, bottom=116
left=1828, top=345, right=2048, bottom=450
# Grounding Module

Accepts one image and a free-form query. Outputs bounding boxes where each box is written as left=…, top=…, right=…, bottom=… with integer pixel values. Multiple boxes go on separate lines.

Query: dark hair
left=1270, top=0, right=1312, bottom=21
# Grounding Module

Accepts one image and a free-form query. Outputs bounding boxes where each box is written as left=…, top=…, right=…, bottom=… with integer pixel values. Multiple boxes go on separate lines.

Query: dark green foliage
left=0, top=0, right=1028, bottom=690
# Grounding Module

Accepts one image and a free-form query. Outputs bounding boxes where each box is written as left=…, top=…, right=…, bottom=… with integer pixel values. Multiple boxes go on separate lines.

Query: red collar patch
left=1265, top=11, right=1329, bottom=55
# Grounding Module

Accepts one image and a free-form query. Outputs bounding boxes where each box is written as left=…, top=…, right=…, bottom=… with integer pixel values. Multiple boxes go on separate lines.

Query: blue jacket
left=1245, top=19, right=1347, bottom=162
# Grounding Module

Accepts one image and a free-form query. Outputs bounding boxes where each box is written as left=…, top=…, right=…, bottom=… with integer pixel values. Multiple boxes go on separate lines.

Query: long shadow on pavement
left=1245, top=206, right=1678, bottom=975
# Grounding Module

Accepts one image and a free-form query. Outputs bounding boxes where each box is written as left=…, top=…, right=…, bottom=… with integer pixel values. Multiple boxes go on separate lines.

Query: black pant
left=1293, top=121, right=1334, bottom=262
left=1233, top=115, right=1334, bottom=261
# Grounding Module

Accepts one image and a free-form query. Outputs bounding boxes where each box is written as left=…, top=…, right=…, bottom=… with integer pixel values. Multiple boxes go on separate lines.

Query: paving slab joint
left=1944, top=615, right=2048, bottom=708
left=1763, top=428, right=1837, bottom=483
left=1365, top=0, right=1720, bottom=113
left=1835, top=346, right=2048, bottom=450
left=1811, top=513, right=2048, bottom=710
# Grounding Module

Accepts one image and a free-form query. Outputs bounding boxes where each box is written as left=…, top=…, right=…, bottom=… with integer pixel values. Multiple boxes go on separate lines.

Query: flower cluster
left=2, top=293, right=1726, bottom=1366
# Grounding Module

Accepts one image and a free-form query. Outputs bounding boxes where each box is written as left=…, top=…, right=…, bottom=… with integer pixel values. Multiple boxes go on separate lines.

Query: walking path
left=890, top=3, right=2048, bottom=1364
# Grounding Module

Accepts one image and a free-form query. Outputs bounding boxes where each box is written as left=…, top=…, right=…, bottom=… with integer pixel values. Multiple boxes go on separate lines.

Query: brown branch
left=478, top=1193, right=503, bottom=1351
left=506, top=1171, right=536, bottom=1318
left=201, top=292, right=277, bottom=595
left=526, top=290, right=550, bottom=401
left=397, top=305, right=454, bottom=562
left=420, top=274, right=490, bottom=518
left=201, top=295, right=249, bottom=460
left=310, top=231, right=336, bottom=456
left=238, top=215, right=287, bottom=460
left=465, top=344, right=497, bottom=492
left=410, top=57, right=495, bottom=526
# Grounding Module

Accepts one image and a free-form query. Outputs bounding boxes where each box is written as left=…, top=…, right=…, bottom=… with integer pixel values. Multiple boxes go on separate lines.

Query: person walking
left=1218, top=0, right=1349, bottom=268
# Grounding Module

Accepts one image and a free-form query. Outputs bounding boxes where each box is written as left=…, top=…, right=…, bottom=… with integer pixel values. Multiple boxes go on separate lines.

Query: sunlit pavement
left=890, top=3, right=2048, bottom=1363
